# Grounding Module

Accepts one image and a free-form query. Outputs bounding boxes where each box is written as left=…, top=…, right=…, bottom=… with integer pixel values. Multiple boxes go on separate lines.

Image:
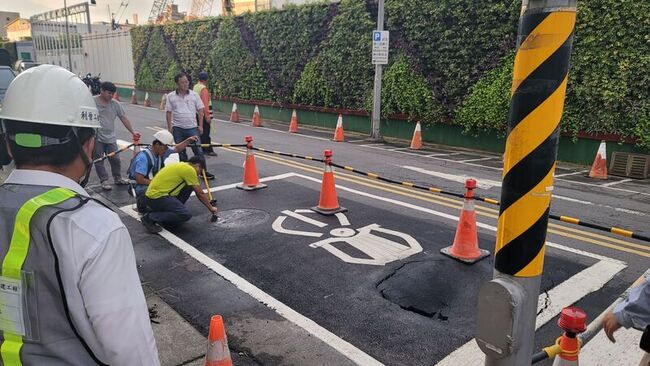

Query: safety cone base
left=440, top=246, right=490, bottom=264
left=311, top=206, right=347, bottom=216
left=236, top=182, right=268, bottom=191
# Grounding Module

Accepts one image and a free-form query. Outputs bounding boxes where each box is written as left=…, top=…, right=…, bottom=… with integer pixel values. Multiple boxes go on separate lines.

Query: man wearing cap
left=193, top=71, right=217, bottom=156
left=142, top=155, right=218, bottom=233
left=165, top=72, right=215, bottom=179
left=0, top=65, right=159, bottom=364
left=128, top=129, right=198, bottom=213
left=93, top=81, right=141, bottom=190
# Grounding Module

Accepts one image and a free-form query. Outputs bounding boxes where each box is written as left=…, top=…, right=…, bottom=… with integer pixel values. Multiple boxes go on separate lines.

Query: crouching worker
left=141, top=155, right=218, bottom=233
left=129, top=129, right=198, bottom=213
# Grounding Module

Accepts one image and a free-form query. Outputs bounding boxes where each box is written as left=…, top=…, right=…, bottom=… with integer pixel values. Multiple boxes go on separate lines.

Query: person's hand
left=209, top=206, right=218, bottom=214
left=189, top=136, right=199, bottom=142
left=603, top=309, right=622, bottom=342
left=132, top=132, right=141, bottom=141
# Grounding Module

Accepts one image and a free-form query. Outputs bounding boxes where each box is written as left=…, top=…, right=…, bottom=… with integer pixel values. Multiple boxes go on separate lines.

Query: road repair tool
left=440, top=179, right=489, bottom=264
left=230, top=103, right=239, bottom=122
left=333, top=114, right=345, bottom=142
left=410, top=121, right=422, bottom=150
left=476, top=1, right=578, bottom=365
left=588, top=140, right=608, bottom=179
left=252, top=105, right=262, bottom=127
left=289, top=109, right=299, bottom=133
left=236, top=136, right=267, bottom=191
left=532, top=307, right=586, bottom=365
left=312, top=149, right=347, bottom=215
left=204, top=315, right=232, bottom=366
left=202, top=168, right=218, bottom=222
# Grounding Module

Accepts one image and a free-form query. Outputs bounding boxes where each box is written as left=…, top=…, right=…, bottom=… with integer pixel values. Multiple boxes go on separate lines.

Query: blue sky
left=3, top=0, right=222, bottom=24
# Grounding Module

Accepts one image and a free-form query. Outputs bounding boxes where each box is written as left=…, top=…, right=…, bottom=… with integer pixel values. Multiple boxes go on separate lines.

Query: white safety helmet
left=0, top=64, right=100, bottom=129
left=153, top=129, right=175, bottom=145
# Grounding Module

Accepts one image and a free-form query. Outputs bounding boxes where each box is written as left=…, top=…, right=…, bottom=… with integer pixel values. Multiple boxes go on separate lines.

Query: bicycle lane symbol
left=271, top=209, right=422, bottom=266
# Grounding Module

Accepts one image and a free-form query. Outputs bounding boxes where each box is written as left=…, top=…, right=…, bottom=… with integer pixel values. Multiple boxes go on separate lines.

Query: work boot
left=114, top=177, right=129, bottom=185
left=101, top=181, right=112, bottom=191
left=200, top=171, right=215, bottom=180
left=142, top=214, right=162, bottom=234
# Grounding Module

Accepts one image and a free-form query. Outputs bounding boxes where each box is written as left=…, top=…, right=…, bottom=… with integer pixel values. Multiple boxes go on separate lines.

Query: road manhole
left=212, top=209, right=270, bottom=229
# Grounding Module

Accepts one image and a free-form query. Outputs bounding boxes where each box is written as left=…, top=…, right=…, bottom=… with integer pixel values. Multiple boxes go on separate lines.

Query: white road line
left=458, top=157, right=498, bottom=163
left=348, top=139, right=367, bottom=143
left=436, top=259, right=627, bottom=366
left=336, top=212, right=351, bottom=226
left=214, top=118, right=332, bottom=142
left=554, top=170, right=588, bottom=177
left=272, top=217, right=323, bottom=238
left=556, top=177, right=650, bottom=197
left=402, top=165, right=502, bottom=190
left=601, top=178, right=633, bottom=187
left=282, top=210, right=328, bottom=228
left=425, top=152, right=460, bottom=157
left=118, top=172, right=384, bottom=366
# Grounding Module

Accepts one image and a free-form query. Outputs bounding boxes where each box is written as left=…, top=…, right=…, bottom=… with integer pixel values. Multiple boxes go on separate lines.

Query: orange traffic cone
left=236, top=136, right=267, bottom=191
left=312, top=150, right=347, bottom=215
left=552, top=307, right=586, bottom=365
left=289, top=109, right=298, bottom=133
left=440, top=179, right=489, bottom=264
left=130, top=90, right=138, bottom=105
left=113, top=91, right=121, bottom=101
left=410, top=121, right=423, bottom=150
left=252, top=105, right=262, bottom=127
left=588, top=140, right=608, bottom=179
left=333, top=114, right=344, bottom=142
left=204, top=315, right=232, bottom=366
left=159, top=94, right=166, bottom=110
left=230, top=103, right=239, bottom=122
left=144, top=92, right=152, bottom=107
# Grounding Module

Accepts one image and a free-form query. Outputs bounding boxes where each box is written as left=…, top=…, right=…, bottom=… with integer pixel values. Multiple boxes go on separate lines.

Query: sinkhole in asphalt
left=211, top=209, right=270, bottom=229
left=376, top=257, right=493, bottom=320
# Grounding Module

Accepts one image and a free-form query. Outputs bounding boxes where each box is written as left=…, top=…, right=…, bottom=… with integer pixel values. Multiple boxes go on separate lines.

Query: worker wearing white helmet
left=0, top=65, right=160, bottom=365
left=128, top=129, right=198, bottom=213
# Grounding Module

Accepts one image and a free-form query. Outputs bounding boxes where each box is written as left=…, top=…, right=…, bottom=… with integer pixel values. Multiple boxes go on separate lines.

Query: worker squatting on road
left=0, top=65, right=160, bottom=364
left=604, top=274, right=650, bottom=364
left=92, top=81, right=141, bottom=191
left=128, top=129, right=198, bottom=214
left=141, top=155, right=219, bottom=233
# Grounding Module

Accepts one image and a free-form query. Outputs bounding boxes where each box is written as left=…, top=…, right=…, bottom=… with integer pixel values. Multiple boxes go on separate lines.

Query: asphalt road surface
left=10, top=102, right=649, bottom=365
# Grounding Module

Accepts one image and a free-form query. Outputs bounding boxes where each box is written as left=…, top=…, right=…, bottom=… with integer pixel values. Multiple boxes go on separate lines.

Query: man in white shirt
left=0, top=65, right=159, bottom=365
left=165, top=72, right=215, bottom=179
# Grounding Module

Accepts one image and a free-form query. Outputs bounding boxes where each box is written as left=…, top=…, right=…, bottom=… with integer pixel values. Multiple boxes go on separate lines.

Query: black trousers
left=198, top=114, right=214, bottom=153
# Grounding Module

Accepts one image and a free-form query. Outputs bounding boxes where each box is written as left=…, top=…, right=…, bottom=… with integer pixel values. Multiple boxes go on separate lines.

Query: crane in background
left=148, top=0, right=169, bottom=23
left=108, top=0, right=129, bottom=29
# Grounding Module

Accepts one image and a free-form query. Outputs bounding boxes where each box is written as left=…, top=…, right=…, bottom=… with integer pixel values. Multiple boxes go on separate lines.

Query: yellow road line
left=221, top=147, right=649, bottom=257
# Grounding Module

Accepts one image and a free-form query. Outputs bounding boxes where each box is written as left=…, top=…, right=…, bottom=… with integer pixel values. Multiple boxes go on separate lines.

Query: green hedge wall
left=131, top=0, right=650, bottom=149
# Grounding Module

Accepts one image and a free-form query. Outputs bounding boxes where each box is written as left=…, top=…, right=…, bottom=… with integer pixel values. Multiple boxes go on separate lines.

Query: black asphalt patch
left=156, top=175, right=594, bottom=365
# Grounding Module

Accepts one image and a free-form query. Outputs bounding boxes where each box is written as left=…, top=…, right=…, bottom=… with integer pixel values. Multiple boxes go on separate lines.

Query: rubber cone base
left=236, top=182, right=268, bottom=191
left=311, top=206, right=347, bottom=216
left=440, top=246, right=490, bottom=264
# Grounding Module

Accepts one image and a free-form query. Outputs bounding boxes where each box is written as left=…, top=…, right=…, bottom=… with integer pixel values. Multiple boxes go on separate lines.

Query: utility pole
left=64, top=0, right=72, bottom=72
left=370, top=0, right=385, bottom=140
left=475, top=1, right=577, bottom=365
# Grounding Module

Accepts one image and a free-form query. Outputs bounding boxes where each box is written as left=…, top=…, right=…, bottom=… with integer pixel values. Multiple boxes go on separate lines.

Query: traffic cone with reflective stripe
left=410, top=121, right=422, bottom=150
left=552, top=307, right=586, bottom=365
left=588, top=140, right=608, bottom=179
left=204, top=315, right=232, bottom=366
left=441, top=179, right=489, bottom=264
left=236, top=136, right=267, bottom=191
left=131, top=90, right=138, bottom=105
left=230, top=103, right=239, bottom=122
left=289, top=109, right=298, bottom=133
left=333, top=114, right=344, bottom=142
left=252, top=105, right=262, bottom=127
left=312, top=150, right=347, bottom=215
left=159, top=94, right=166, bottom=110
left=144, top=92, right=151, bottom=107
left=113, top=91, right=120, bottom=101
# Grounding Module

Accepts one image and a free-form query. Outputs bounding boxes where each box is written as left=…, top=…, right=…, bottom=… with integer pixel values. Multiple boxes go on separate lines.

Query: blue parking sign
left=373, top=32, right=381, bottom=42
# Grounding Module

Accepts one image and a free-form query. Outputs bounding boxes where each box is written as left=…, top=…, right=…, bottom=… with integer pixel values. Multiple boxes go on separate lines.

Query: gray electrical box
left=475, top=278, right=525, bottom=359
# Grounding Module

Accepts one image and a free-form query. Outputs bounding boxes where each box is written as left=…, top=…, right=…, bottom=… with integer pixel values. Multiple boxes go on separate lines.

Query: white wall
left=81, top=30, right=135, bottom=88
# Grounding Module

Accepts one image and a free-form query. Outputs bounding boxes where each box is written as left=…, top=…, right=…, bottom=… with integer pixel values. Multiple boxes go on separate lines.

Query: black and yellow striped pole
left=476, top=1, right=577, bottom=365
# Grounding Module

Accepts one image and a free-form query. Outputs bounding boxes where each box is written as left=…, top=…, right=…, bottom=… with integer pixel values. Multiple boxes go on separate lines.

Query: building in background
left=6, top=18, right=31, bottom=41
left=0, top=11, right=20, bottom=38
left=160, top=4, right=186, bottom=23
left=223, top=0, right=330, bottom=15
